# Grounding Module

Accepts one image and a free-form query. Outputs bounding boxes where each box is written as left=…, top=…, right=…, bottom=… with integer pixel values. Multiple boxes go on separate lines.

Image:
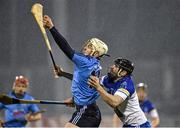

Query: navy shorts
left=69, top=103, right=101, bottom=127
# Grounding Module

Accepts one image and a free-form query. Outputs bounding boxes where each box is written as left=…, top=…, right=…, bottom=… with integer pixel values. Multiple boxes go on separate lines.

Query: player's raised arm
left=43, top=15, right=75, bottom=60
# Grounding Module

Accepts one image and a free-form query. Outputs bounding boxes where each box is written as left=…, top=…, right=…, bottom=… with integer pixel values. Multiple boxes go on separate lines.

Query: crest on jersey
left=121, top=81, right=127, bottom=88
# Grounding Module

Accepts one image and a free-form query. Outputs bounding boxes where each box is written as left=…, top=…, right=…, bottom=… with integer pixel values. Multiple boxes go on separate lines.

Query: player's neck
left=114, top=77, right=123, bottom=82
left=12, top=91, right=25, bottom=99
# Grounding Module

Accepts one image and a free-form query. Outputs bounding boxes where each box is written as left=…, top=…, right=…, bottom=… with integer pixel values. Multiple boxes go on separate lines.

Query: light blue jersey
left=0, top=92, right=40, bottom=127
left=71, top=52, right=101, bottom=105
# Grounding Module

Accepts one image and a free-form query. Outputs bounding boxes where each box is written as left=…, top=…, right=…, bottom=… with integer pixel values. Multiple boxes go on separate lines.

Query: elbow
left=110, top=100, right=121, bottom=108
left=112, top=103, right=120, bottom=108
left=111, top=96, right=122, bottom=108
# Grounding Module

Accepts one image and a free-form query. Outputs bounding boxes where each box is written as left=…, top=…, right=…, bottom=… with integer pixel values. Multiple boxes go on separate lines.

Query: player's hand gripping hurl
left=43, top=15, right=54, bottom=29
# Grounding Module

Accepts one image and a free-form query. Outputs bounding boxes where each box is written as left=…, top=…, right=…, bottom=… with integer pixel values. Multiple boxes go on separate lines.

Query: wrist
left=25, top=115, right=33, bottom=122
left=49, top=25, right=54, bottom=30
left=96, top=84, right=103, bottom=91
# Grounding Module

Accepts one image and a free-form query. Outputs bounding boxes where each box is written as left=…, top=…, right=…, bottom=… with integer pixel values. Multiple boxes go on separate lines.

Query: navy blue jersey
left=101, top=75, right=135, bottom=97
left=0, top=92, right=40, bottom=127
left=101, top=75, right=148, bottom=125
left=71, top=52, right=101, bottom=105
left=140, top=99, right=155, bottom=114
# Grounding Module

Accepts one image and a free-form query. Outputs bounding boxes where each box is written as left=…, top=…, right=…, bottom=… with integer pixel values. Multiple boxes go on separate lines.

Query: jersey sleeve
left=50, top=27, right=75, bottom=59
left=146, top=100, right=155, bottom=113
left=149, top=109, right=159, bottom=118
left=114, top=81, right=135, bottom=100
left=28, top=97, right=40, bottom=113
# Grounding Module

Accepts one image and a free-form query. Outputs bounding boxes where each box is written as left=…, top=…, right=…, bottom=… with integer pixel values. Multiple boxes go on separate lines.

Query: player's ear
left=117, top=69, right=122, bottom=77
left=121, top=70, right=127, bottom=76
left=117, top=69, right=127, bottom=77
left=93, top=51, right=100, bottom=57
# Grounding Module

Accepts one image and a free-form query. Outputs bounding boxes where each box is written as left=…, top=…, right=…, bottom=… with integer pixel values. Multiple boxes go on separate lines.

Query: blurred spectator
left=0, top=75, right=42, bottom=127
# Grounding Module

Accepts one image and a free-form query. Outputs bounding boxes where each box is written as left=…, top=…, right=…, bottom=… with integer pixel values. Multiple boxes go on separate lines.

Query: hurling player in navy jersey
left=0, top=75, right=42, bottom=127
left=88, top=58, right=151, bottom=127
left=43, top=15, right=108, bottom=127
left=137, top=83, right=160, bottom=127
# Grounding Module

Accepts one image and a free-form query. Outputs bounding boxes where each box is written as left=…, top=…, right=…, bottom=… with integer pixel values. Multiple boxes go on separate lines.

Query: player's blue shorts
left=69, top=102, right=101, bottom=127
left=123, top=121, right=151, bottom=128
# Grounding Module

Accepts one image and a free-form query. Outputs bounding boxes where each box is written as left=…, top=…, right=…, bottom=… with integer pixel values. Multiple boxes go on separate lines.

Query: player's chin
left=17, top=91, right=24, bottom=95
left=83, top=52, right=89, bottom=56
left=107, top=71, right=113, bottom=76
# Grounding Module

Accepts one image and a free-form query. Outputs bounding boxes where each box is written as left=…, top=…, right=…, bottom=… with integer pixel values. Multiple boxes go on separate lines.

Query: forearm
left=97, top=86, right=123, bottom=108
left=150, top=109, right=160, bottom=127
left=151, top=118, right=160, bottom=127
left=113, top=114, right=121, bottom=127
left=27, top=113, right=42, bottom=122
left=50, top=27, right=75, bottom=59
left=61, top=71, right=73, bottom=80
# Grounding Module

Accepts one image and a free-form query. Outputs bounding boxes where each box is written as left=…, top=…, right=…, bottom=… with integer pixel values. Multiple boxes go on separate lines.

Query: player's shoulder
left=144, top=99, right=155, bottom=106
left=74, top=52, right=85, bottom=57
left=119, top=75, right=135, bottom=95
left=8, top=92, right=17, bottom=98
left=142, top=99, right=156, bottom=111
left=24, top=93, right=35, bottom=100
left=76, top=52, right=98, bottom=60
left=121, top=75, right=134, bottom=87
left=74, top=52, right=90, bottom=58
left=100, top=75, right=108, bottom=84
left=101, top=75, right=108, bottom=80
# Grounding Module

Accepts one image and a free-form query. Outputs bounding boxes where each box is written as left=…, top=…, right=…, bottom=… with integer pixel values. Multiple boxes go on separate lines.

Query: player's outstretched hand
left=43, top=15, right=54, bottom=29
left=63, top=97, right=75, bottom=108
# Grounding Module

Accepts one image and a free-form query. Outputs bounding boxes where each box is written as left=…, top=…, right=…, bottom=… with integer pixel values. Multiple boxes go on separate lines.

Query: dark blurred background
left=0, top=0, right=180, bottom=126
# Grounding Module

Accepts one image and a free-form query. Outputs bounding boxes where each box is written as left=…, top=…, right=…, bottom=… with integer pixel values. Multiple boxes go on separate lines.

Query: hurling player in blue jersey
left=113, top=83, right=160, bottom=127
left=137, top=83, right=160, bottom=127
left=0, top=75, right=42, bottom=127
left=43, top=15, right=108, bottom=127
left=88, top=58, right=151, bottom=127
